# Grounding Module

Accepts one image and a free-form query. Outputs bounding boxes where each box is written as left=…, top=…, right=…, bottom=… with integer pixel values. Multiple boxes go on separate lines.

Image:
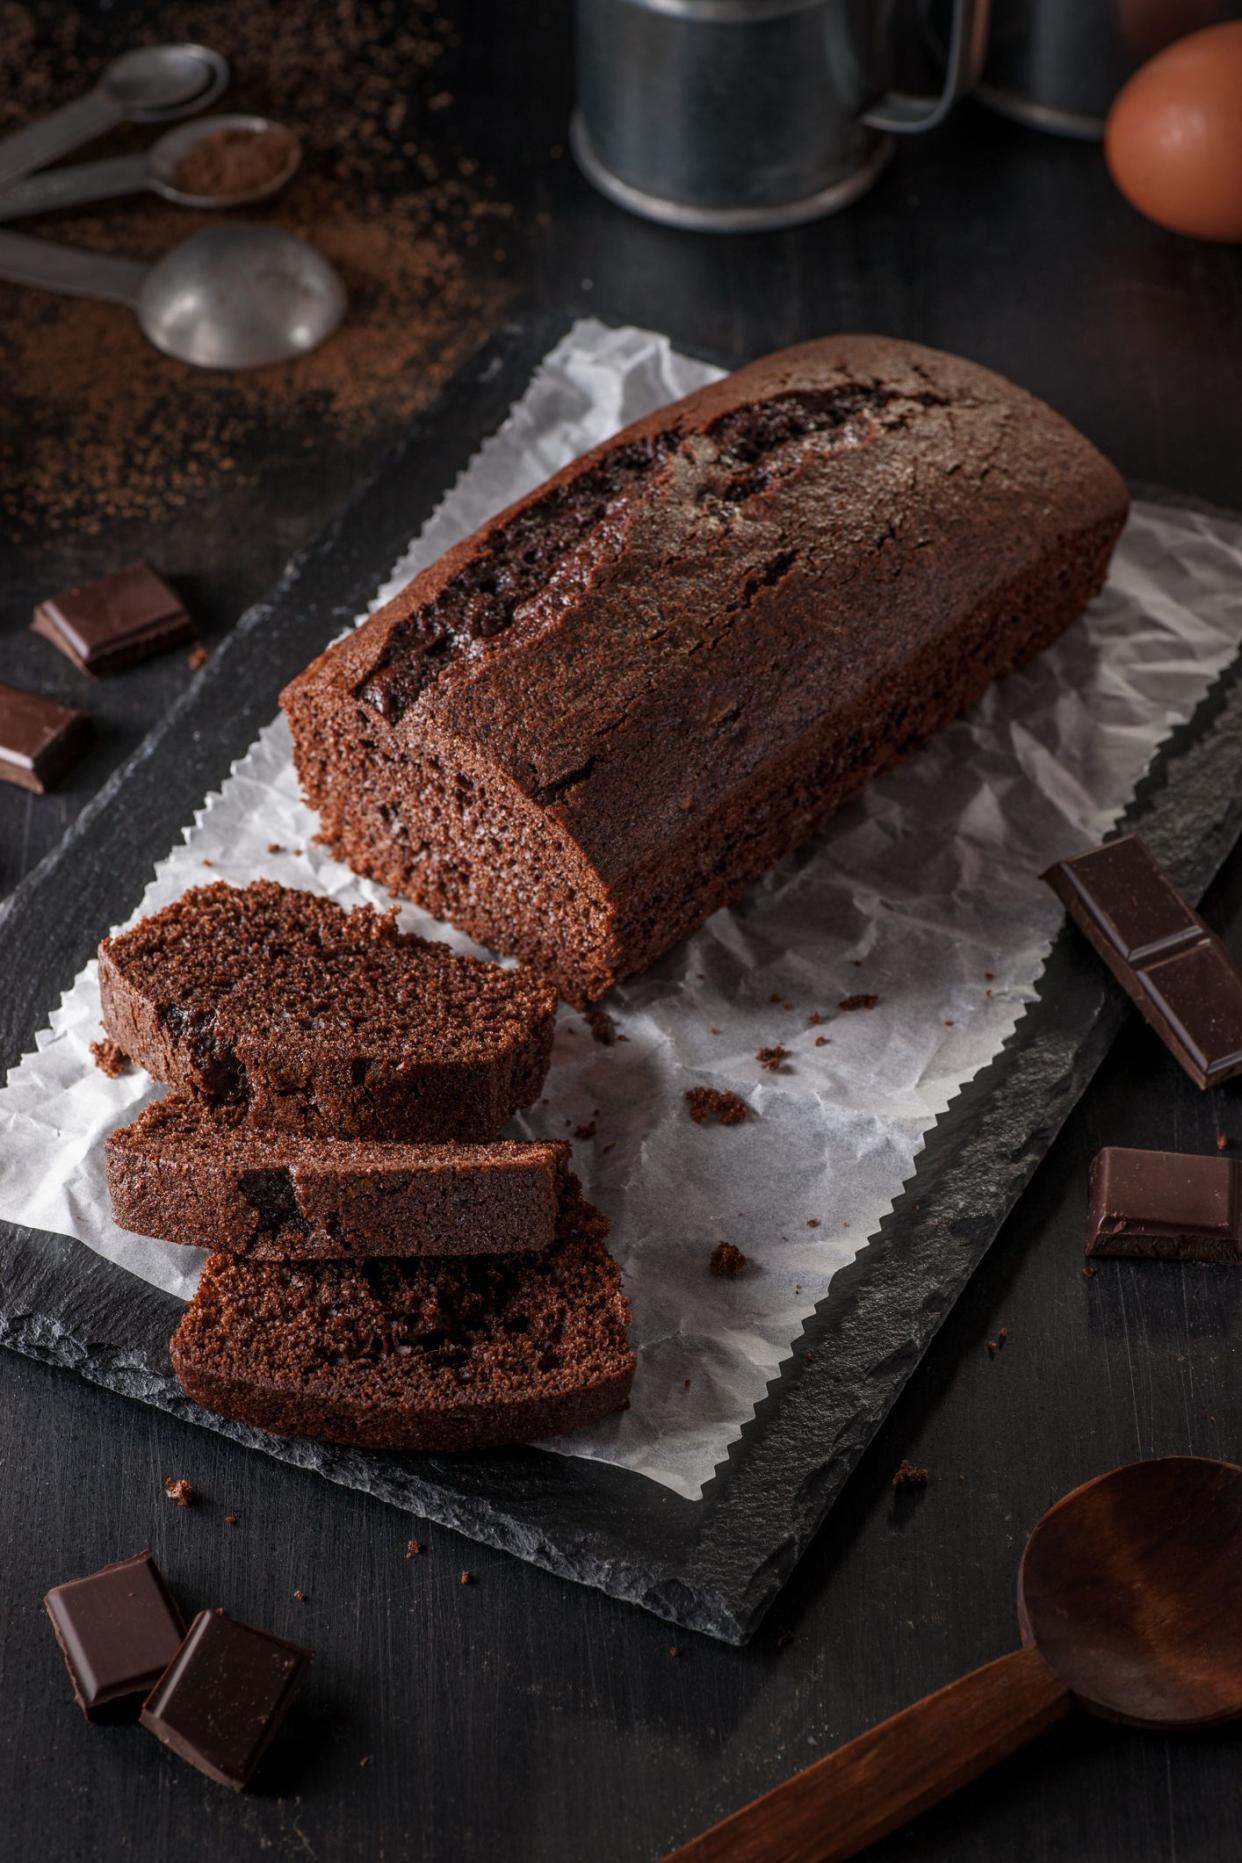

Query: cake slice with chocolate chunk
left=99, top=881, right=557, bottom=1142
left=170, top=1178, right=634, bottom=1451
left=107, top=1096, right=569, bottom=1259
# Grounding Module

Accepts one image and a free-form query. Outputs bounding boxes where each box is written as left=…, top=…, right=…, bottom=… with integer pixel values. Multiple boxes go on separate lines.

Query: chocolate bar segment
left=0, top=681, right=90, bottom=792
left=141, top=1608, right=312, bottom=1790
left=1087, top=1146, right=1242, bottom=1262
left=44, top=1550, right=185, bottom=1719
left=32, top=562, right=195, bottom=675
left=1044, top=834, right=1242, bottom=1089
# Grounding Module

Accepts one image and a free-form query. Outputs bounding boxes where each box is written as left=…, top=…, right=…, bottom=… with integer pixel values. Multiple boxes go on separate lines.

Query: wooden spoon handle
left=665, top=1644, right=1072, bottom=1863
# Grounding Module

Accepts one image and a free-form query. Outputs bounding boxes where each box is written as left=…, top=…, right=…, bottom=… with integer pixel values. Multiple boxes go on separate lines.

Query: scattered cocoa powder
left=90, top=1036, right=129, bottom=1077
left=173, top=124, right=297, bottom=200
left=710, top=1242, right=748, bottom=1277
left=685, top=1087, right=748, bottom=1127
left=163, top=1476, right=193, bottom=1507
left=756, top=1044, right=789, bottom=1073
left=0, top=1, right=512, bottom=537
left=839, top=994, right=879, bottom=1012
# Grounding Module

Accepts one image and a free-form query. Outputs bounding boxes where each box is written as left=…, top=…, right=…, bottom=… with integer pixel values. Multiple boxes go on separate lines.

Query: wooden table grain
left=3, top=4, right=1242, bottom=1859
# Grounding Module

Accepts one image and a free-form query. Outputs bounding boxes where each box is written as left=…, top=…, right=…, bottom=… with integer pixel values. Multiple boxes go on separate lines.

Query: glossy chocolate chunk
left=141, top=1608, right=312, bottom=1790
left=0, top=681, right=90, bottom=793
left=44, top=1550, right=185, bottom=1718
left=1044, top=834, right=1242, bottom=1090
left=32, top=562, right=195, bottom=675
left=1087, top=1146, right=1242, bottom=1263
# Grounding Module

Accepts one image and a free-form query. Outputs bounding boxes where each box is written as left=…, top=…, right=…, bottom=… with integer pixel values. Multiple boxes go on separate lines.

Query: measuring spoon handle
left=0, top=228, right=146, bottom=306
left=0, top=155, right=152, bottom=222
left=0, top=89, right=122, bottom=193
left=664, top=1644, right=1071, bottom=1863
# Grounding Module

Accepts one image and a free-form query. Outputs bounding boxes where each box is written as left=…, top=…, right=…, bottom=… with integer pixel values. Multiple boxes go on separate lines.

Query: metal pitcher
left=571, top=0, right=990, bottom=232
left=977, top=0, right=1242, bottom=139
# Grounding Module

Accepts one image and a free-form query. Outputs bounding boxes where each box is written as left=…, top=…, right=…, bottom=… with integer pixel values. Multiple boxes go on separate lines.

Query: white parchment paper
left=3, top=320, right=1242, bottom=1500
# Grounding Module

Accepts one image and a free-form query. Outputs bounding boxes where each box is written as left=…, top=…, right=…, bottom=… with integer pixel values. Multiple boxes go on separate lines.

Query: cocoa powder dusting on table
left=0, top=1, right=511, bottom=535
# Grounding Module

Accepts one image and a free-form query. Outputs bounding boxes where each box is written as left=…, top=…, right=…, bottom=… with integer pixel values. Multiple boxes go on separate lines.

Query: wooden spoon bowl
left=1019, top=1456, right=1242, bottom=1728
left=668, top=1457, right=1242, bottom=1863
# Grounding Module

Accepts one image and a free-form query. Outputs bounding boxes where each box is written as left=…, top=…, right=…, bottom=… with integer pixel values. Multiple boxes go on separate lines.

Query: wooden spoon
left=666, top=1457, right=1242, bottom=1863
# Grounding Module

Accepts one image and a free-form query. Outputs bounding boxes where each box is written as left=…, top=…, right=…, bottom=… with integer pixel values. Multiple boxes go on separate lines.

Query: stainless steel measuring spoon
left=0, top=223, right=345, bottom=369
left=0, top=44, right=229, bottom=192
left=0, top=116, right=301, bottom=220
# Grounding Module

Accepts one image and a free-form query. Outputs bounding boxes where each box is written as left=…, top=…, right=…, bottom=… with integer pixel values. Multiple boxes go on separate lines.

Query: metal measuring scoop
left=0, top=223, right=345, bottom=369
left=0, top=115, right=302, bottom=221
left=0, top=45, right=230, bottom=192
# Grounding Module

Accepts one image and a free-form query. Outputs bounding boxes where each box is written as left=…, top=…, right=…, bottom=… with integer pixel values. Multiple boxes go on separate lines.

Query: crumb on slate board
left=685, top=1087, right=748, bottom=1126
left=90, top=1037, right=130, bottom=1077
left=892, top=1460, right=929, bottom=1490
left=187, top=644, right=208, bottom=671
left=163, top=1477, right=193, bottom=1507
left=710, top=1242, right=748, bottom=1278
left=756, top=1044, right=789, bottom=1073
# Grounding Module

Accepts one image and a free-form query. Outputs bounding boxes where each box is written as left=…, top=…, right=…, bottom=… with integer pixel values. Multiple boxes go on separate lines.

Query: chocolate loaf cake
left=170, top=1178, right=634, bottom=1451
left=282, top=336, right=1130, bottom=1005
left=107, top=1096, right=569, bottom=1259
left=99, top=881, right=556, bottom=1141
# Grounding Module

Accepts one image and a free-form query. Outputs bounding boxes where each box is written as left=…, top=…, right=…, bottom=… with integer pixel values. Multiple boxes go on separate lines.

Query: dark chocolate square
left=1138, top=940, right=1242, bottom=1081
left=44, top=1550, right=185, bottom=1718
left=32, top=563, right=195, bottom=676
left=0, top=682, right=90, bottom=793
left=141, top=1608, right=312, bottom=1790
left=1056, top=837, right=1201, bottom=964
left=1088, top=1147, right=1242, bottom=1262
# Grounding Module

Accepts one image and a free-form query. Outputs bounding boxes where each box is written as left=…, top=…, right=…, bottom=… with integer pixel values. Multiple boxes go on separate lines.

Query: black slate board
left=3, top=313, right=1242, bottom=1645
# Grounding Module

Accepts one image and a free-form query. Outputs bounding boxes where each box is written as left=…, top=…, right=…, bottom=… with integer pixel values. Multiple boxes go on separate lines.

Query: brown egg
left=1106, top=20, right=1242, bottom=241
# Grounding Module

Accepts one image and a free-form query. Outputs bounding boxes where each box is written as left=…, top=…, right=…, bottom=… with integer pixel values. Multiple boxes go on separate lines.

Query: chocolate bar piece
left=1044, top=834, right=1242, bottom=1090
left=141, top=1608, right=312, bottom=1790
left=0, top=681, right=90, bottom=792
left=44, top=1550, right=185, bottom=1719
left=1088, top=1146, right=1242, bottom=1262
left=32, top=562, right=195, bottom=675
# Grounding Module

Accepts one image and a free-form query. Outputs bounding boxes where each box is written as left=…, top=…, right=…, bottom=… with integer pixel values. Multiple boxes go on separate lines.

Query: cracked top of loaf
left=285, top=336, right=1129, bottom=880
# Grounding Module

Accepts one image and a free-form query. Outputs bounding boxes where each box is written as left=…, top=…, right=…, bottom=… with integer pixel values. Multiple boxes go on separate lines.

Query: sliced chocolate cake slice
left=170, top=1179, right=634, bottom=1451
left=99, top=881, right=557, bottom=1142
left=107, top=1096, right=569, bottom=1259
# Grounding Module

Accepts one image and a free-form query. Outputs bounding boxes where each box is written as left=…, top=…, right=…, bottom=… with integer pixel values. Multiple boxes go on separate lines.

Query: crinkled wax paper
left=4, top=319, right=1242, bottom=1497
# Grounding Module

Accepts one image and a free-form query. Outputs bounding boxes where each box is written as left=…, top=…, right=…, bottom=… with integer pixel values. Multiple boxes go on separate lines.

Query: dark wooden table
left=4, top=5, right=1242, bottom=1859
